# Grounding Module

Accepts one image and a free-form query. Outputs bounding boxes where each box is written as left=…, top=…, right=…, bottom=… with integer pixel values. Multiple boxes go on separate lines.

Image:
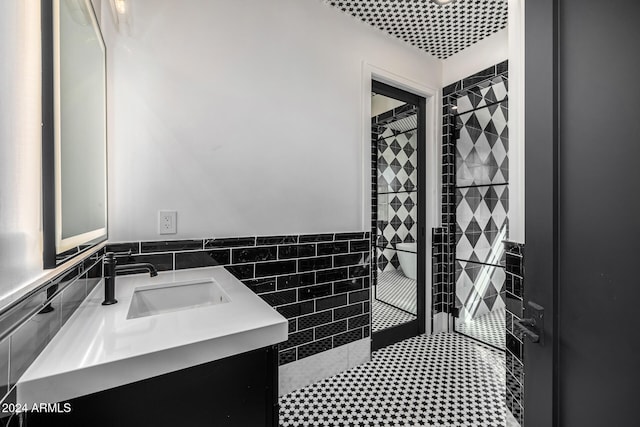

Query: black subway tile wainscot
left=256, top=235, right=298, bottom=245
left=99, top=232, right=371, bottom=367
left=298, top=311, right=333, bottom=330
left=316, top=294, right=348, bottom=311
left=175, top=250, right=230, bottom=269
left=317, top=242, right=349, bottom=256
left=255, top=260, right=296, bottom=277
left=232, top=247, right=277, bottom=264
left=205, top=237, right=256, bottom=248
left=298, top=284, right=332, bottom=301
left=298, top=256, right=332, bottom=272
left=141, top=239, right=203, bottom=253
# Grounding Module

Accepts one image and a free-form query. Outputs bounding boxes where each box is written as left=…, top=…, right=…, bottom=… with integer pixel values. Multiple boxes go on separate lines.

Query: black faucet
left=102, top=252, right=158, bottom=305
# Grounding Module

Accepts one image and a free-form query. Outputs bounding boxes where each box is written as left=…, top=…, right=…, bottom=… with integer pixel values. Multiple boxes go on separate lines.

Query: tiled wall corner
left=0, top=247, right=105, bottom=415
left=504, top=241, right=524, bottom=426
left=108, top=232, right=371, bottom=367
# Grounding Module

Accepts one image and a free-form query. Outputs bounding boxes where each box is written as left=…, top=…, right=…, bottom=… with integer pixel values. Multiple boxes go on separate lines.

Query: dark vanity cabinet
left=25, top=345, right=279, bottom=427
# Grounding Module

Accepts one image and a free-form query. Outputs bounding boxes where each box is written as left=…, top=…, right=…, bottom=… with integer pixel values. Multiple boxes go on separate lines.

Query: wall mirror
left=42, top=0, right=108, bottom=268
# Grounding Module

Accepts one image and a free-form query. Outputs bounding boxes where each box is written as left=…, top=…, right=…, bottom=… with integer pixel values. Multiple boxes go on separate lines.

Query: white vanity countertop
left=17, top=267, right=288, bottom=405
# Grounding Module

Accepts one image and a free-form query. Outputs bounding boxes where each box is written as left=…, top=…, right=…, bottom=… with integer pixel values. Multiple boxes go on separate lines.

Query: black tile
left=299, top=234, right=334, bottom=243
left=280, top=329, right=313, bottom=350
left=141, top=239, right=203, bottom=253
left=443, top=81, right=462, bottom=96
left=298, top=337, right=332, bottom=360
left=497, top=60, right=509, bottom=75
left=257, top=235, right=298, bottom=245
left=242, top=278, right=276, bottom=294
left=316, top=268, right=348, bottom=284
left=10, top=297, right=61, bottom=387
left=349, top=289, right=369, bottom=304
left=118, top=253, right=174, bottom=272
left=506, top=291, right=523, bottom=317
left=260, top=290, right=297, bottom=306
left=276, top=301, right=315, bottom=319
left=363, top=301, right=370, bottom=312
left=278, top=348, right=296, bottom=365
left=334, top=253, right=367, bottom=267
left=288, top=319, right=297, bottom=333
left=505, top=253, right=523, bottom=277
left=225, top=264, right=254, bottom=280
left=232, top=247, right=277, bottom=263
left=175, top=250, right=230, bottom=269
left=278, top=244, right=316, bottom=260
left=334, top=232, right=364, bottom=241
left=255, top=260, right=296, bottom=277
left=205, top=237, right=256, bottom=248
left=298, top=284, right=332, bottom=301
left=0, top=338, right=9, bottom=399
left=298, top=310, right=333, bottom=330
left=349, top=240, right=370, bottom=253
left=106, top=242, right=139, bottom=255
left=315, top=320, right=347, bottom=339
left=363, top=326, right=370, bottom=337
left=512, top=274, right=523, bottom=297
left=333, top=278, right=363, bottom=294
left=317, top=241, right=349, bottom=256
left=298, top=256, right=332, bottom=272
left=316, top=294, right=348, bottom=311
left=348, top=313, right=369, bottom=329
left=277, top=272, right=315, bottom=290
left=60, top=274, right=88, bottom=327
left=333, top=303, right=363, bottom=320
left=348, top=265, right=369, bottom=278
left=507, top=332, right=522, bottom=360
left=333, top=328, right=363, bottom=347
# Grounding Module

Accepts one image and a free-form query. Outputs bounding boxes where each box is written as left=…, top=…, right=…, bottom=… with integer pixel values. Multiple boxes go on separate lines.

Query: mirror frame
left=42, top=0, right=108, bottom=269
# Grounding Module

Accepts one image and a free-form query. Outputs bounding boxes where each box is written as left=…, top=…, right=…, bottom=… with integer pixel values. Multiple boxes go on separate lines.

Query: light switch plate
left=158, top=211, right=177, bottom=234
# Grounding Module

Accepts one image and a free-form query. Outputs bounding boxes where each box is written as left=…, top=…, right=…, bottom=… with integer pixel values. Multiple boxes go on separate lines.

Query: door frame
left=361, top=63, right=439, bottom=339
left=524, top=0, right=559, bottom=425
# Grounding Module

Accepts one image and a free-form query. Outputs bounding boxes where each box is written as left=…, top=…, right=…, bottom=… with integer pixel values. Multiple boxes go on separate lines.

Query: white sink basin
left=127, top=278, right=231, bottom=319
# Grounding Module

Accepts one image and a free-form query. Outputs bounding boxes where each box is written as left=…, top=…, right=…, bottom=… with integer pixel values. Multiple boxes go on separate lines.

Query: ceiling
left=322, top=0, right=508, bottom=60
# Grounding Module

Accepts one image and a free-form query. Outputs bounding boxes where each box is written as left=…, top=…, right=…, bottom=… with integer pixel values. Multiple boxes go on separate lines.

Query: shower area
left=370, top=82, right=420, bottom=337
left=448, top=70, right=509, bottom=350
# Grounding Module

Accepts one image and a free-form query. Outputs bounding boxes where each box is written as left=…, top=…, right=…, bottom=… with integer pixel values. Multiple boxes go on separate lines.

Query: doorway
left=370, top=80, right=426, bottom=351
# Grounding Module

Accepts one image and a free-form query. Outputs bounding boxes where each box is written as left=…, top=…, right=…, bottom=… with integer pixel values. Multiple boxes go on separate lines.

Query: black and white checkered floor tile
left=279, top=333, right=508, bottom=427
left=456, top=308, right=506, bottom=349
left=372, top=298, right=416, bottom=332
left=375, top=270, right=417, bottom=315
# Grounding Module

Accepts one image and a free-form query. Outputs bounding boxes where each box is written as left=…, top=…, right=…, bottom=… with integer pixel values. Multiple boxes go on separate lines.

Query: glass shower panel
left=453, top=74, right=509, bottom=349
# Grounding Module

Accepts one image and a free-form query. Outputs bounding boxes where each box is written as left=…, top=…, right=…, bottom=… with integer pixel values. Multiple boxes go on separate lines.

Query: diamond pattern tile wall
left=452, top=74, right=509, bottom=326
left=456, top=186, right=508, bottom=264
left=455, top=260, right=506, bottom=321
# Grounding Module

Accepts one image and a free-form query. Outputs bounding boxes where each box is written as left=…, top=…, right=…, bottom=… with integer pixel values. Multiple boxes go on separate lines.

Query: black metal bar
left=375, top=245, right=418, bottom=255
left=454, top=182, right=509, bottom=190
left=452, top=98, right=509, bottom=117
left=377, top=190, right=418, bottom=195
left=454, top=258, right=505, bottom=269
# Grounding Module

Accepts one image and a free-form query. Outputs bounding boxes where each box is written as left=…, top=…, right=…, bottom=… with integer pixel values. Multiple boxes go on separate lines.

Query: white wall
left=102, top=0, right=442, bottom=241
left=0, top=0, right=44, bottom=302
left=441, top=28, right=508, bottom=87
left=507, top=0, right=525, bottom=244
